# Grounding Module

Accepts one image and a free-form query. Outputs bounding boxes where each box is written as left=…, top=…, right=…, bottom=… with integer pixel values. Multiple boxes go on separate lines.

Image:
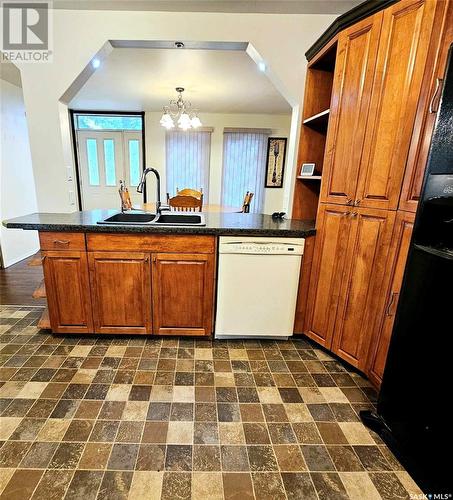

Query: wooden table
left=141, top=203, right=241, bottom=213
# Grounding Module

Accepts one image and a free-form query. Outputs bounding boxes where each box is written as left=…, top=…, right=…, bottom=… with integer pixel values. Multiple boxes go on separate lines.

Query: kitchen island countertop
left=3, top=210, right=316, bottom=238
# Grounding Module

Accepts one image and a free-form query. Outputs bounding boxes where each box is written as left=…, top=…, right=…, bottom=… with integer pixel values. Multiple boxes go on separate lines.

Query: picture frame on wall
left=265, top=137, right=287, bottom=188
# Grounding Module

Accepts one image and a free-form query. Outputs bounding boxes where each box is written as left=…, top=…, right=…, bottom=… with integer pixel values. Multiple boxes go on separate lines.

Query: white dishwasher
left=215, top=236, right=305, bottom=339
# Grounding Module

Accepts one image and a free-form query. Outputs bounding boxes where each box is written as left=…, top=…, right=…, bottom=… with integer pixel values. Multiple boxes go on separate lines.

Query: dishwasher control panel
left=219, top=240, right=305, bottom=255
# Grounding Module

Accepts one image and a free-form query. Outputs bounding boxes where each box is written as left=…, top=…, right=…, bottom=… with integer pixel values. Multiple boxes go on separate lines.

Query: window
left=128, top=139, right=141, bottom=187
left=86, top=138, right=100, bottom=186
left=103, top=139, right=116, bottom=186
left=75, top=114, right=142, bottom=130
left=166, top=130, right=212, bottom=200
left=221, top=128, right=270, bottom=213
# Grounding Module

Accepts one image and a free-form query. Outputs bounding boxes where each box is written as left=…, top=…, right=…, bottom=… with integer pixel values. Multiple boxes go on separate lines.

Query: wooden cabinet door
left=89, top=252, right=151, bottom=334
left=331, top=207, right=396, bottom=370
left=152, top=253, right=214, bottom=336
left=356, top=0, right=437, bottom=210
left=320, top=13, right=382, bottom=206
left=305, top=204, right=353, bottom=348
left=400, top=0, right=452, bottom=212
left=42, top=251, right=93, bottom=334
left=367, top=211, right=415, bottom=386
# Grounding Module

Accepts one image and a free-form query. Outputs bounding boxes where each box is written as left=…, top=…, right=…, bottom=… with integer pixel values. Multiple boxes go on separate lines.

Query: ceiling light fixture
left=160, top=87, right=202, bottom=131
left=92, top=58, right=101, bottom=69
left=258, top=61, right=266, bottom=72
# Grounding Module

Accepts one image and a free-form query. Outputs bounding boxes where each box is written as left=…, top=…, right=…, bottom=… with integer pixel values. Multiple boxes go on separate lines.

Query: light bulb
left=191, top=116, right=202, bottom=128
left=178, top=112, right=192, bottom=130
left=160, top=113, right=174, bottom=129
left=92, top=58, right=101, bottom=69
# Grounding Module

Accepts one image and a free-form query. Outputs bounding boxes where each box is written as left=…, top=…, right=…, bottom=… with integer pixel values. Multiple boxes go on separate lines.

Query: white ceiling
left=70, top=48, right=292, bottom=114
left=50, top=0, right=363, bottom=15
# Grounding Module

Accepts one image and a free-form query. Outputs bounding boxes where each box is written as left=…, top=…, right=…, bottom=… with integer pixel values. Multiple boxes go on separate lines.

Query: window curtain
left=165, top=130, right=212, bottom=201
left=221, top=128, right=271, bottom=213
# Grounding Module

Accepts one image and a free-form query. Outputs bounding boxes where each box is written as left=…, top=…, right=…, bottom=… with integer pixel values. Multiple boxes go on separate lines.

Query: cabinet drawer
left=39, top=232, right=86, bottom=251
left=87, top=233, right=215, bottom=254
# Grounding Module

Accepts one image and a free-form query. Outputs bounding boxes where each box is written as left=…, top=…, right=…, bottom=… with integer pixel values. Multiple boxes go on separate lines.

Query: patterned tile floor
left=0, top=305, right=423, bottom=500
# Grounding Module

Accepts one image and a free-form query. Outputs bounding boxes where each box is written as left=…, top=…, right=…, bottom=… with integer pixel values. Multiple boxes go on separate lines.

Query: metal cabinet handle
left=346, top=198, right=353, bottom=205
left=354, top=199, right=361, bottom=206
left=350, top=212, right=358, bottom=217
left=429, top=78, right=443, bottom=113
left=53, top=240, right=70, bottom=247
left=386, top=291, right=399, bottom=316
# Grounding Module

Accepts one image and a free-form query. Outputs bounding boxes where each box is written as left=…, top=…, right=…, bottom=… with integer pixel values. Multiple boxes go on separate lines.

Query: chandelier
left=160, top=87, right=202, bottom=131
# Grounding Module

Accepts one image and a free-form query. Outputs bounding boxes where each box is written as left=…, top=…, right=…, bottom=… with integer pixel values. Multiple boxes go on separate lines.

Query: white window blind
left=221, top=128, right=271, bottom=213
left=165, top=130, right=212, bottom=200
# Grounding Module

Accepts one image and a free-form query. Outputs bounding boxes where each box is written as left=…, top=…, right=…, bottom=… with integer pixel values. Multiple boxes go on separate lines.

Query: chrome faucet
left=137, top=167, right=169, bottom=215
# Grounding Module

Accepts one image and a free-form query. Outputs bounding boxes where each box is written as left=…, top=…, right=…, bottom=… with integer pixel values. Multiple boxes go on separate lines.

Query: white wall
left=144, top=112, right=291, bottom=214
left=14, top=9, right=336, bottom=215
left=0, top=79, right=39, bottom=268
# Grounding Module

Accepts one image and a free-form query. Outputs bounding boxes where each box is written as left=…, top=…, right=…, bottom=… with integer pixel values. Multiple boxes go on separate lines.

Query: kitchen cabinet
left=88, top=251, right=152, bottom=334
left=320, top=13, right=382, bottom=206
left=305, top=205, right=395, bottom=370
left=304, top=204, right=354, bottom=348
left=357, top=0, right=437, bottom=211
left=42, top=251, right=93, bottom=334
left=399, top=0, right=452, bottom=212
left=152, top=253, right=215, bottom=336
left=331, top=207, right=396, bottom=370
left=366, top=211, right=415, bottom=385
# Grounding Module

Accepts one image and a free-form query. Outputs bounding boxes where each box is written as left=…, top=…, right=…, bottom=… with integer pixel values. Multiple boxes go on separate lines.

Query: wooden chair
left=239, top=191, right=254, bottom=213
left=167, top=195, right=203, bottom=212
left=177, top=187, right=203, bottom=201
left=167, top=187, right=204, bottom=210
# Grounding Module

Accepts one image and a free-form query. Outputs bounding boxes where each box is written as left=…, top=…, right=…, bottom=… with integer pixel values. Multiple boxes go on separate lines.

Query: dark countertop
left=3, top=210, right=316, bottom=238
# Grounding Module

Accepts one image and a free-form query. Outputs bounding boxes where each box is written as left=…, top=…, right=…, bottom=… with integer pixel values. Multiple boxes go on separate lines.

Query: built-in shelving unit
left=302, top=109, right=330, bottom=133
left=292, top=39, right=337, bottom=221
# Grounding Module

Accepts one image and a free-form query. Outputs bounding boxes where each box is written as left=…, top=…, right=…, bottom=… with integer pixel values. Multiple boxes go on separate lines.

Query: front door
left=77, top=130, right=143, bottom=210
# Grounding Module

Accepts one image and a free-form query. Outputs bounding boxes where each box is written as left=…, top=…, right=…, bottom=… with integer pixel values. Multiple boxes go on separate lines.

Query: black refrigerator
left=361, top=44, right=453, bottom=494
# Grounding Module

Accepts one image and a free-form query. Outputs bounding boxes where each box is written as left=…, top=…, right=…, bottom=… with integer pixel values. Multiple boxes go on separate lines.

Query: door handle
left=429, top=78, right=443, bottom=113
left=386, top=291, right=399, bottom=316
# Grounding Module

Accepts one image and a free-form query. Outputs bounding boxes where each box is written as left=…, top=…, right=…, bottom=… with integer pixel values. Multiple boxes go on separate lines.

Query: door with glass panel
left=77, top=130, right=143, bottom=210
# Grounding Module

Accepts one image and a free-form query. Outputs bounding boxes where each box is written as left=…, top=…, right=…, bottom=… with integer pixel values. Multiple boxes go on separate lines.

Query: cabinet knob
left=346, top=198, right=353, bottom=205
left=351, top=212, right=358, bottom=217
left=354, top=199, right=361, bottom=206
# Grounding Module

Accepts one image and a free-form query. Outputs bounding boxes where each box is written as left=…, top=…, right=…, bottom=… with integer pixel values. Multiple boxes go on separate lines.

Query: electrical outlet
left=69, top=190, right=76, bottom=205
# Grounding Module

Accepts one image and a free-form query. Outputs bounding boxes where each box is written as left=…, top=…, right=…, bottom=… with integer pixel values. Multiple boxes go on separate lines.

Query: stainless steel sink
left=97, top=212, right=205, bottom=226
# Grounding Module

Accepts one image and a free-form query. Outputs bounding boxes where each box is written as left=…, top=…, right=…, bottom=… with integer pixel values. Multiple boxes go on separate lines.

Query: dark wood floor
left=0, top=253, right=46, bottom=305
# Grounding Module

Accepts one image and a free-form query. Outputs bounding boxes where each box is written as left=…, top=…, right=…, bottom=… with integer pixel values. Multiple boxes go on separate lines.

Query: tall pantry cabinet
left=293, top=0, right=452, bottom=383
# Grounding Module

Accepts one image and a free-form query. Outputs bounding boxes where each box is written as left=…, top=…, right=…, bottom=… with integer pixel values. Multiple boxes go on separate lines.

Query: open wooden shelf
left=32, top=280, right=46, bottom=299
left=38, top=308, right=50, bottom=329
left=292, top=39, right=337, bottom=222
left=303, top=109, right=330, bottom=133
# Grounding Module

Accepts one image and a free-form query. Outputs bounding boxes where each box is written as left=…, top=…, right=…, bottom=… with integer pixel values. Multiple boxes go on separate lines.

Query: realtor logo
left=1, top=1, right=52, bottom=62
